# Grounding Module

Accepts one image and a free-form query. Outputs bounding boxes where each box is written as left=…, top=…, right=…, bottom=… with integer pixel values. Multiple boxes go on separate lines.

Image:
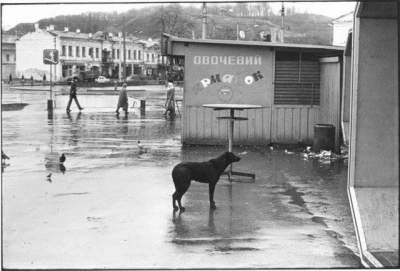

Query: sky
left=2, top=1, right=356, bottom=31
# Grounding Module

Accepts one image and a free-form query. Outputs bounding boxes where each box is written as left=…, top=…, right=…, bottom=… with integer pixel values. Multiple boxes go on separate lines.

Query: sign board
left=43, top=49, right=59, bottom=64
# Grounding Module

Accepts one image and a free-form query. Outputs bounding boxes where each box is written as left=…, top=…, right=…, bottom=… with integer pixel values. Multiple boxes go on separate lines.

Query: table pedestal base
left=222, top=170, right=255, bottom=182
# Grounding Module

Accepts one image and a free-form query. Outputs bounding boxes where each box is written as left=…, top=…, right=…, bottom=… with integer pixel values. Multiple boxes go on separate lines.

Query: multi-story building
left=140, top=38, right=161, bottom=78
left=16, top=24, right=161, bottom=81
left=2, top=34, right=18, bottom=80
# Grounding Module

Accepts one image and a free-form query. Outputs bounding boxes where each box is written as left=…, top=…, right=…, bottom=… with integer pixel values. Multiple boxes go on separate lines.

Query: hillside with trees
left=6, top=3, right=334, bottom=45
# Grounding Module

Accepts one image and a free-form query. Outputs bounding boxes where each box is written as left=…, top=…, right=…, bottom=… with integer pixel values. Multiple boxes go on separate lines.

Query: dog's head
left=224, top=151, right=241, bottom=163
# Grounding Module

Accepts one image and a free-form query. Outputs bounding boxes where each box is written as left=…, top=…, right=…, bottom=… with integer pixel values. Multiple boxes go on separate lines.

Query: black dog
left=172, top=151, right=241, bottom=211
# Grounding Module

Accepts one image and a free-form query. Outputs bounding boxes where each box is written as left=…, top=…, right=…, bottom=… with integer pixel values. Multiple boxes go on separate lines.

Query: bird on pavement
left=59, top=153, right=66, bottom=164
left=46, top=173, right=52, bottom=182
left=137, top=140, right=147, bottom=154
left=2, top=150, right=10, bottom=162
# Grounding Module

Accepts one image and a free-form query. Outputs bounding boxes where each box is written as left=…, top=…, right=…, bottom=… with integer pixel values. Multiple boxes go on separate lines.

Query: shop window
left=274, top=51, right=320, bottom=105
left=62, top=65, right=68, bottom=77
left=62, top=65, right=73, bottom=77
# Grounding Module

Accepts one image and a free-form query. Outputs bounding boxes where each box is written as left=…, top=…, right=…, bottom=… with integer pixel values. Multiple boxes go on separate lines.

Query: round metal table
left=202, top=104, right=263, bottom=181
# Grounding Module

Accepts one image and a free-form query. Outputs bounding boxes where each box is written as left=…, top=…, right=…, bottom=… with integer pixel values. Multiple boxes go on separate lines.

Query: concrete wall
left=348, top=2, right=399, bottom=263
left=349, top=17, right=398, bottom=188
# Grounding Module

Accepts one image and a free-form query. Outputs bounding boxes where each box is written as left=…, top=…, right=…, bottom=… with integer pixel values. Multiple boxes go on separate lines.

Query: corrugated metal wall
left=183, top=105, right=319, bottom=145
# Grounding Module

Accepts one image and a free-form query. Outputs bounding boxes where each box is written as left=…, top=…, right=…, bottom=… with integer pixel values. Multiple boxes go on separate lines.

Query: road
left=2, top=85, right=361, bottom=268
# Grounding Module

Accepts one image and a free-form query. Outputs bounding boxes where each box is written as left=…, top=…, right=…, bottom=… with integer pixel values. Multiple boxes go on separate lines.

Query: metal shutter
left=274, top=55, right=320, bottom=105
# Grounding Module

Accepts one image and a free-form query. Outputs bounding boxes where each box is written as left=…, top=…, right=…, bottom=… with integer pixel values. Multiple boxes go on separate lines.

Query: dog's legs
left=209, top=182, right=217, bottom=209
left=172, top=191, right=179, bottom=211
left=177, top=181, right=190, bottom=212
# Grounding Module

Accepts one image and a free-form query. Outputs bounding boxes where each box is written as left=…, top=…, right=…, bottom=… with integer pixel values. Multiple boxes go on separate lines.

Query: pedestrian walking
left=30, top=75, right=34, bottom=86
left=66, top=77, right=83, bottom=113
left=9, top=74, right=12, bottom=84
left=116, top=82, right=128, bottom=115
left=43, top=74, right=46, bottom=85
left=21, top=75, right=25, bottom=86
left=164, top=79, right=176, bottom=118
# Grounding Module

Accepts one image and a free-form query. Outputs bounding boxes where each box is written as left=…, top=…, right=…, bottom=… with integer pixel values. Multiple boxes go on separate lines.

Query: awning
left=60, top=60, right=101, bottom=65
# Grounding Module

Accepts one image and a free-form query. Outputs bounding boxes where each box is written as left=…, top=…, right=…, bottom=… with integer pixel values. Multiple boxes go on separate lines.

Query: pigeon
left=137, top=141, right=147, bottom=154
left=46, top=173, right=52, bottom=182
left=2, top=150, right=10, bottom=161
left=59, top=153, right=66, bottom=164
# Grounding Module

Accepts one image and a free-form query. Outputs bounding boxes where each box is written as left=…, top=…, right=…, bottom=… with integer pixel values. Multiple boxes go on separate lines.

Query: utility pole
left=161, top=5, right=167, bottom=81
left=280, top=2, right=285, bottom=42
left=202, top=2, right=207, bottom=39
left=53, top=36, right=57, bottom=83
left=123, top=15, right=127, bottom=81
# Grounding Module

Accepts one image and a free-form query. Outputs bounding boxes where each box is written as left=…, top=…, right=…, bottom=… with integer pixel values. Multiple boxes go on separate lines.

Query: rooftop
left=2, top=34, right=18, bottom=44
left=163, top=33, right=344, bottom=53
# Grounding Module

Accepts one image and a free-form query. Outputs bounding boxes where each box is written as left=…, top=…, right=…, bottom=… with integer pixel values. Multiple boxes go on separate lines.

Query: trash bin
left=313, top=124, right=335, bottom=152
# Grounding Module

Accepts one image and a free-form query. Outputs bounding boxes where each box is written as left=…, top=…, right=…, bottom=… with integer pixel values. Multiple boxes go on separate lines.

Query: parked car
left=95, top=76, right=111, bottom=83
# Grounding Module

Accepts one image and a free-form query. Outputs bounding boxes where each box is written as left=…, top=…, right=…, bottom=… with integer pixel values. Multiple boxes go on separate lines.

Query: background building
left=2, top=34, right=18, bottom=80
left=15, top=24, right=162, bottom=81
left=332, top=12, right=353, bottom=47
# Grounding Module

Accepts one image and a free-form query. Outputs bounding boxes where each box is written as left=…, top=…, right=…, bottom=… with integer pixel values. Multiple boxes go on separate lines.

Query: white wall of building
left=333, top=13, right=353, bottom=46
left=16, top=31, right=61, bottom=81
left=333, top=22, right=352, bottom=46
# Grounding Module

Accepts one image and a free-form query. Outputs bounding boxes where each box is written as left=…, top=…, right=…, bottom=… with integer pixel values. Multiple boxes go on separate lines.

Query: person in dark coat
left=116, top=82, right=128, bottom=115
left=163, top=79, right=176, bottom=118
left=66, top=78, right=83, bottom=113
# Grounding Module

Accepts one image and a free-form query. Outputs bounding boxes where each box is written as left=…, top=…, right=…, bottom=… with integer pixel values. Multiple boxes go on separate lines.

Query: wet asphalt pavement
left=2, top=85, right=362, bottom=268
